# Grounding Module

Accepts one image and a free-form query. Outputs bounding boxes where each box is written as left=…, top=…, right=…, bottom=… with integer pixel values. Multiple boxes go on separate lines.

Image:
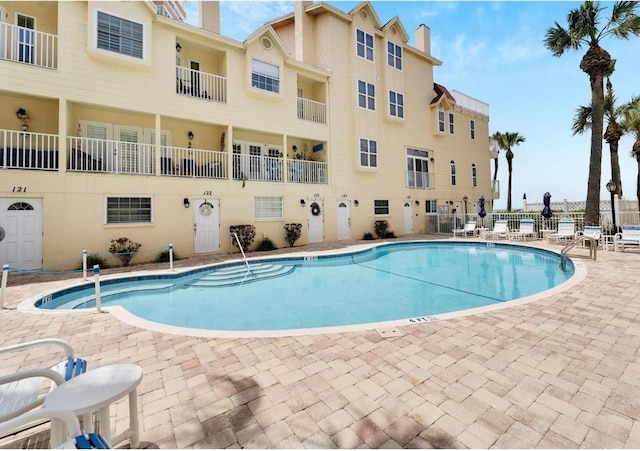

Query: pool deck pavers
left=2, top=235, right=640, bottom=448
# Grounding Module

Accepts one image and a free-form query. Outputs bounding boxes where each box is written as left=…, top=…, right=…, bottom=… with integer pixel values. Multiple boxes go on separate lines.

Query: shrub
left=109, top=237, right=142, bottom=267
left=155, top=248, right=179, bottom=263
left=284, top=223, right=302, bottom=247
left=255, top=237, right=277, bottom=252
left=80, top=253, right=107, bottom=270
left=229, top=225, right=256, bottom=251
left=363, top=232, right=375, bottom=240
left=384, top=231, right=396, bottom=239
left=374, top=220, right=389, bottom=239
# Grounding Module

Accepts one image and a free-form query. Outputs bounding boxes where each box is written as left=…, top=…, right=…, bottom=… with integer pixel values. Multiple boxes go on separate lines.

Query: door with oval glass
left=337, top=201, right=350, bottom=240
left=193, top=198, right=220, bottom=253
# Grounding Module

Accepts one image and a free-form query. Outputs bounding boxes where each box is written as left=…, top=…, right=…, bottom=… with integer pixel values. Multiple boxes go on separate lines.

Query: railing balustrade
left=406, top=171, right=434, bottom=189
left=297, top=97, right=327, bottom=124
left=68, top=137, right=154, bottom=175
left=176, top=66, right=227, bottom=103
left=0, top=23, right=57, bottom=69
left=233, top=154, right=284, bottom=182
left=160, top=146, right=227, bottom=178
left=287, top=159, right=327, bottom=184
left=0, top=129, right=58, bottom=170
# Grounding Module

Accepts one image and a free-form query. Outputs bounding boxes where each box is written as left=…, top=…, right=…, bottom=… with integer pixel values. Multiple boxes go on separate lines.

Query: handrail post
left=169, top=243, right=174, bottom=271
left=1, top=264, right=9, bottom=309
left=93, top=265, right=102, bottom=313
left=82, top=249, right=88, bottom=280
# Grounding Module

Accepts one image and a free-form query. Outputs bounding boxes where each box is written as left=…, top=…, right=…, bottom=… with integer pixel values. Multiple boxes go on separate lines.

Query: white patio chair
left=0, top=339, right=88, bottom=423
left=508, top=219, right=536, bottom=241
left=453, top=220, right=477, bottom=238
left=484, top=219, right=509, bottom=240
left=575, top=225, right=602, bottom=248
left=0, top=409, right=110, bottom=449
left=614, top=224, right=640, bottom=252
left=546, top=220, right=576, bottom=244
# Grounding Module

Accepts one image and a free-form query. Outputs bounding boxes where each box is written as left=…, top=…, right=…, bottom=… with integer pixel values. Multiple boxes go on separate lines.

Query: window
left=470, top=120, right=475, bottom=139
left=450, top=160, right=456, bottom=185
left=17, top=14, right=35, bottom=64
left=359, top=138, right=377, bottom=168
left=406, top=148, right=430, bottom=189
left=356, top=29, right=374, bottom=61
left=425, top=200, right=437, bottom=213
left=374, top=200, right=389, bottom=215
left=106, top=197, right=151, bottom=224
left=472, top=163, right=477, bottom=187
left=448, top=113, right=454, bottom=134
left=358, top=80, right=375, bottom=110
left=251, top=59, right=280, bottom=93
left=387, top=41, right=402, bottom=69
left=438, top=110, right=445, bottom=133
left=389, top=91, right=404, bottom=118
left=97, top=11, right=143, bottom=59
left=255, top=196, right=283, bottom=219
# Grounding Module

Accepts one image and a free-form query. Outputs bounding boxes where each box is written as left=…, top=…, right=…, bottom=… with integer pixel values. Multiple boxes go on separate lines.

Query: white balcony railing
left=160, top=146, right=227, bottom=178
left=0, top=23, right=58, bottom=69
left=287, top=159, right=327, bottom=184
left=297, top=97, right=327, bottom=124
left=233, top=154, right=284, bottom=182
left=176, top=66, right=226, bottom=103
left=0, top=129, right=59, bottom=170
left=406, top=171, right=434, bottom=189
left=68, top=137, right=155, bottom=175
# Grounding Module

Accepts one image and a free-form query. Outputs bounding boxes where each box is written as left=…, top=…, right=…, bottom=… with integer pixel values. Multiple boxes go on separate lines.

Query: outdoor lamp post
left=606, top=179, right=617, bottom=233
left=463, top=195, right=468, bottom=219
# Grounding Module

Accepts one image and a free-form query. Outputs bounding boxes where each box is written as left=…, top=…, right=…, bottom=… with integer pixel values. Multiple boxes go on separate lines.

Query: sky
left=183, top=0, right=640, bottom=210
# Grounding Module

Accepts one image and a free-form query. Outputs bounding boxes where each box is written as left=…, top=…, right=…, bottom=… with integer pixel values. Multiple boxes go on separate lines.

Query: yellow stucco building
left=0, top=1, right=497, bottom=269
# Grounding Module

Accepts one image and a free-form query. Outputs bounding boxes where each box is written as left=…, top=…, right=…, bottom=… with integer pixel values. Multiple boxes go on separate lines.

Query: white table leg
left=97, top=405, right=111, bottom=443
left=82, top=413, right=93, bottom=433
left=128, top=388, right=140, bottom=449
left=49, top=418, right=64, bottom=448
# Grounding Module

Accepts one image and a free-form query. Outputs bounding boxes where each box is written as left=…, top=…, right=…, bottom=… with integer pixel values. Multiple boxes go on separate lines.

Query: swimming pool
left=32, top=241, right=578, bottom=336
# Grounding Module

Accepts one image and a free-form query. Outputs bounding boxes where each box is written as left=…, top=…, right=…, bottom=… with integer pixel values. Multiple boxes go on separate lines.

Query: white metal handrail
left=297, top=97, right=327, bottom=124
left=68, top=137, right=155, bottom=175
left=233, top=154, right=284, bottom=182
left=287, top=159, right=327, bottom=184
left=0, top=23, right=58, bottom=69
left=176, top=66, right=227, bottom=103
left=0, top=129, right=59, bottom=170
left=160, top=146, right=227, bottom=178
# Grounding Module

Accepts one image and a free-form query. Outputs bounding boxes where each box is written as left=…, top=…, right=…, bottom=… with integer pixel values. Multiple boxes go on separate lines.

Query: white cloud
left=221, top=1, right=294, bottom=40
left=445, top=34, right=487, bottom=79
left=496, top=40, right=547, bottom=63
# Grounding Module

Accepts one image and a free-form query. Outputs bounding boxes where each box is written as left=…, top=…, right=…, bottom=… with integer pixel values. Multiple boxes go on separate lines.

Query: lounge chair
left=0, top=409, right=110, bottom=449
left=453, top=220, right=477, bottom=238
left=546, top=220, right=576, bottom=243
left=0, top=339, right=88, bottom=423
left=575, top=225, right=602, bottom=248
left=614, top=224, right=640, bottom=252
left=508, top=219, right=536, bottom=241
left=484, top=219, right=509, bottom=240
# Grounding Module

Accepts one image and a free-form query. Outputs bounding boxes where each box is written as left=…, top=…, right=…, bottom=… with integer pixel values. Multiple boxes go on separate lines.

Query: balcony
left=407, top=171, right=434, bottom=189
left=297, top=97, right=326, bottom=124
left=0, top=23, right=58, bottom=69
left=160, top=146, right=227, bottom=178
left=232, top=154, right=328, bottom=184
left=0, top=129, right=59, bottom=170
left=287, top=159, right=327, bottom=184
left=176, top=66, right=226, bottom=103
left=68, top=137, right=155, bottom=174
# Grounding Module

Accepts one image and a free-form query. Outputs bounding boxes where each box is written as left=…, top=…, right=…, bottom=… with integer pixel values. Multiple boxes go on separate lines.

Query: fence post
left=82, top=250, right=88, bottom=280
left=0, top=264, right=8, bottom=309
left=93, top=265, right=102, bottom=313
left=169, top=243, right=174, bottom=271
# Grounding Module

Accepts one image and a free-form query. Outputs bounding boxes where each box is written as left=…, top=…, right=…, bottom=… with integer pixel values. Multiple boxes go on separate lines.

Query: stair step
left=189, top=264, right=295, bottom=287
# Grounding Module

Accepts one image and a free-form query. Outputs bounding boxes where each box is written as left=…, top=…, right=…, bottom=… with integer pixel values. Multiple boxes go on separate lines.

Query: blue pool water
left=37, top=242, right=574, bottom=332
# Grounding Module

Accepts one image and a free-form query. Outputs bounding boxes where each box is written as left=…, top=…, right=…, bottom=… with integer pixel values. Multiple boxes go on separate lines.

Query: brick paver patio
left=1, top=236, right=640, bottom=448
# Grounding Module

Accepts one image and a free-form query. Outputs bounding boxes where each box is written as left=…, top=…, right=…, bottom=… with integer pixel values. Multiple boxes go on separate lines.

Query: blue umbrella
left=541, top=192, right=553, bottom=219
left=478, top=195, right=486, bottom=227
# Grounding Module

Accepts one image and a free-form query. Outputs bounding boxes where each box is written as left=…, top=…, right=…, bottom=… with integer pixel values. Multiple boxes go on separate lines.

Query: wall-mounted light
left=300, top=199, right=306, bottom=206
left=183, top=198, right=190, bottom=208
left=16, top=108, right=29, bottom=132
left=354, top=200, right=360, bottom=207
left=292, top=145, right=297, bottom=150
left=415, top=200, right=420, bottom=206
left=175, top=42, right=182, bottom=52
left=430, top=157, right=435, bottom=163
left=188, top=131, right=194, bottom=148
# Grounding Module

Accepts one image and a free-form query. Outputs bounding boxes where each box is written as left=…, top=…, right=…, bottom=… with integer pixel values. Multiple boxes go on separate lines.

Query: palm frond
left=543, top=23, right=575, bottom=55
left=602, top=1, right=640, bottom=39
left=572, top=105, right=593, bottom=135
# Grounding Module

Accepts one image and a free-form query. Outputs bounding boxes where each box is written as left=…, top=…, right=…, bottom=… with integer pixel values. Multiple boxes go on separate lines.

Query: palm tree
left=544, top=1, right=640, bottom=225
left=491, top=131, right=526, bottom=212
left=572, top=74, right=631, bottom=198
left=622, top=100, right=640, bottom=209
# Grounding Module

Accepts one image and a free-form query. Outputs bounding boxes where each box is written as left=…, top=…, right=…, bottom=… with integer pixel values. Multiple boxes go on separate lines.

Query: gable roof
left=349, top=1, right=382, bottom=29
left=243, top=24, right=292, bottom=58
left=431, top=83, right=457, bottom=110
left=380, top=16, right=409, bottom=44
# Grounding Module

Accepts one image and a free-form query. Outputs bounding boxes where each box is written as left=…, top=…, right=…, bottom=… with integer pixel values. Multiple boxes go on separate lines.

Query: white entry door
left=403, top=202, right=413, bottom=234
left=307, top=200, right=324, bottom=243
left=336, top=201, right=350, bottom=240
left=193, top=198, right=220, bottom=254
left=0, top=198, right=43, bottom=269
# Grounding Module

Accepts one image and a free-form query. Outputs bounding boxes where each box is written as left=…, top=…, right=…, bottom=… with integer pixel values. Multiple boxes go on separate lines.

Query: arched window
left=8, top=202, right=34, bottom=211
left=471, top=163, right=477, bottom=187
left=450, top=160, right=456, bottom=185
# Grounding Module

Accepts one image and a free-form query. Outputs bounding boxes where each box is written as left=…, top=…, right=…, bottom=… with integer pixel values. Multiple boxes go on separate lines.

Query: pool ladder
left=560, top=236, right=597, bottom=270
left=232, top=232, right=252, bottom=273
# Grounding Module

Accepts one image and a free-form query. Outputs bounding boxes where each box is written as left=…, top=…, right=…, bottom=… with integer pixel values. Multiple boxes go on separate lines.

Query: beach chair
left=484, top=219, right=509, bottom=240
left=575, top=225, right=602, bottom=248
left=508, top=218, right=536, bottom=241
left=0, top=409, right=110, bottom=449
left=452, top=220, right=477, bottom=238
left=0, top=339, right=88, bottom=423
left=614, top=224, right=640, bottom=252
left=546, top=220, right=576, bottom=244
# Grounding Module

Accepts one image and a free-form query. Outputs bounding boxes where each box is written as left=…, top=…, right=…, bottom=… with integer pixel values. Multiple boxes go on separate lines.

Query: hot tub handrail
left=232, top=232, right=251, bottom=272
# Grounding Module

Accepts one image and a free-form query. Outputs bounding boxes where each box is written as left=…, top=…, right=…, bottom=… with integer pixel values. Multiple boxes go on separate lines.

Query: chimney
left=199, top=1, right=220, bottom=34
left=415, top=23, right=431, bottom=56
left=294, top=1, right=313, bottom=61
